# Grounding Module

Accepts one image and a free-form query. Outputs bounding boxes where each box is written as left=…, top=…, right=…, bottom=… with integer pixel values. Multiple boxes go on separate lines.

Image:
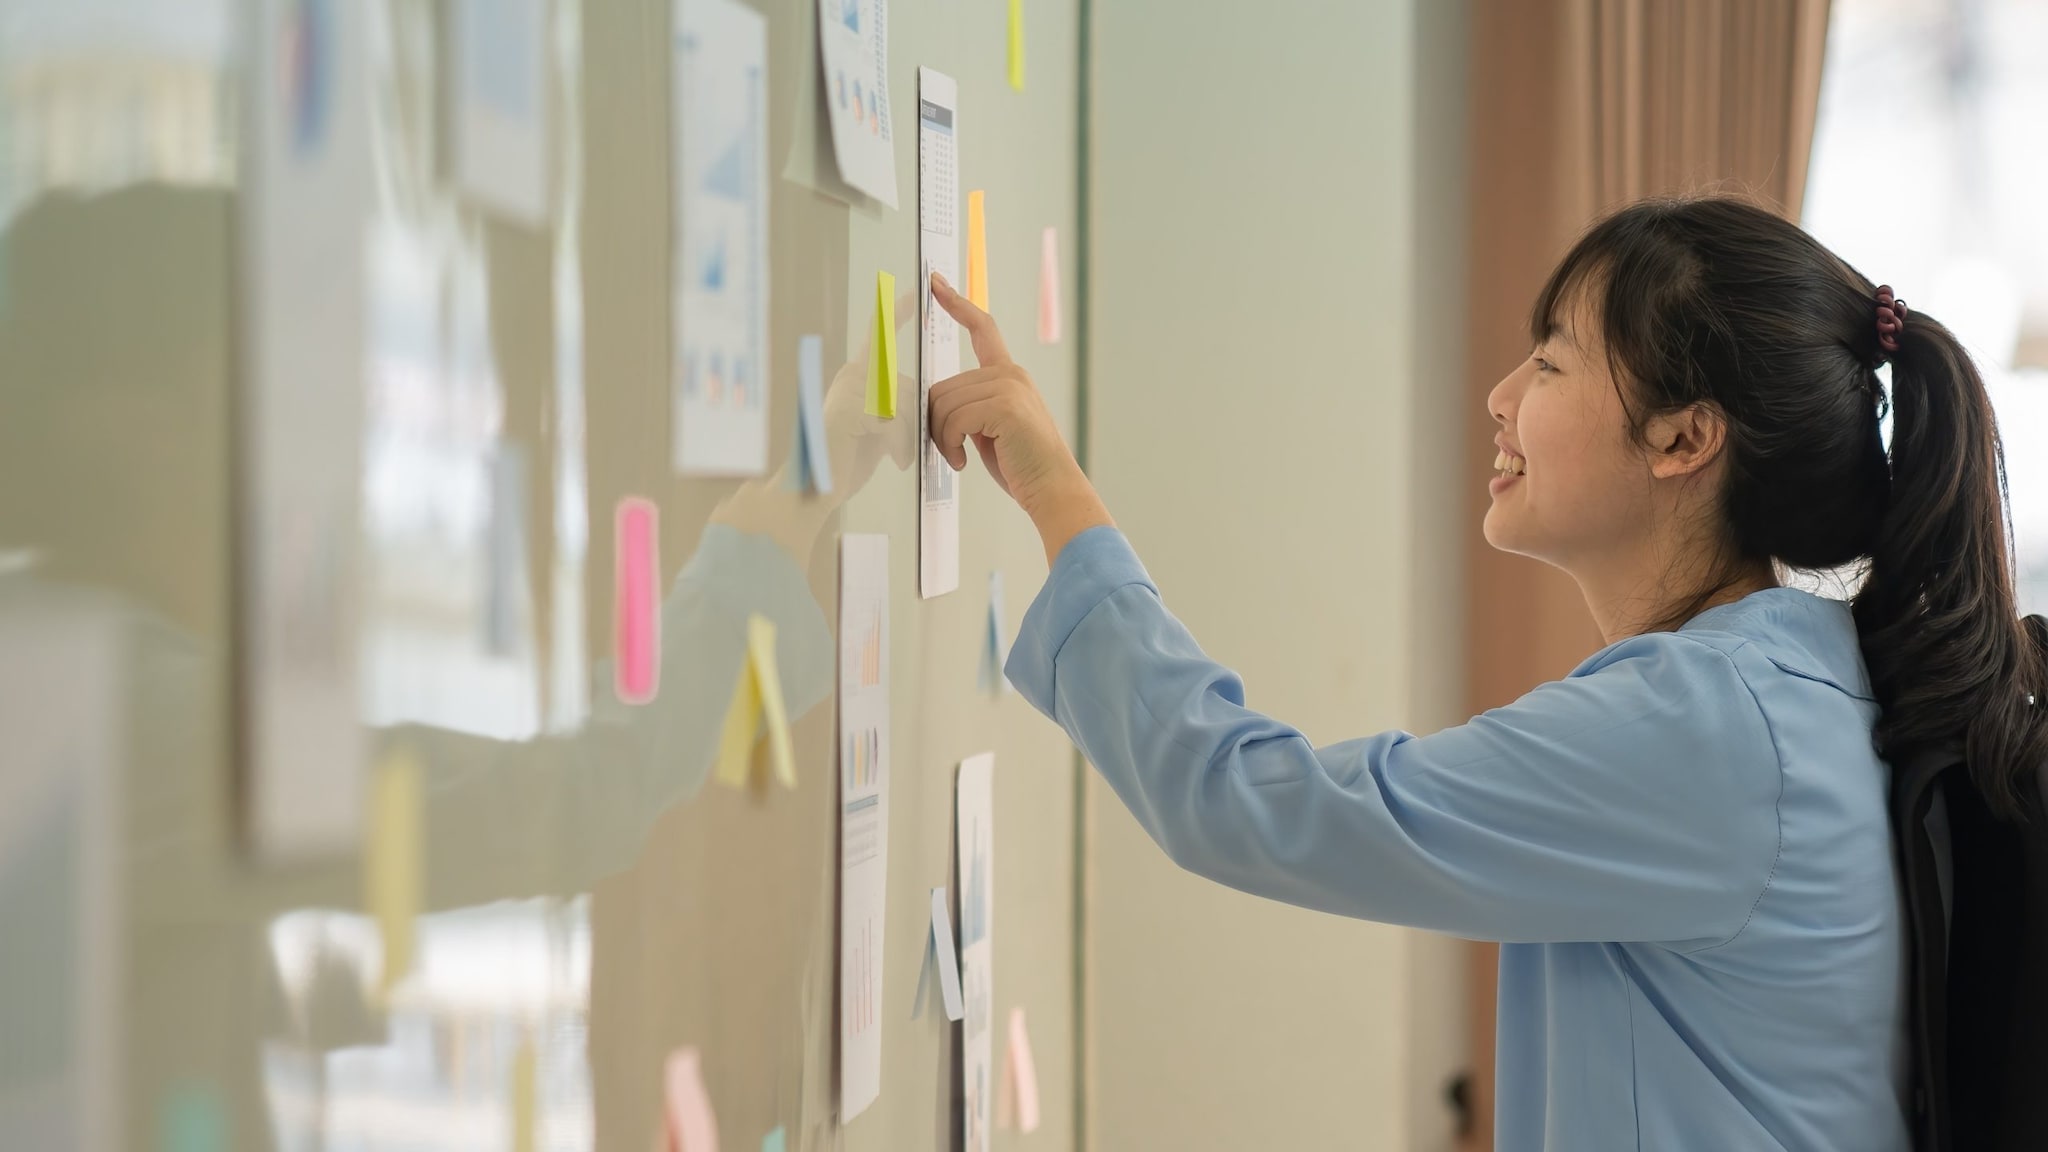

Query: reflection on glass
left=261, top=899, right=593, bottom=1152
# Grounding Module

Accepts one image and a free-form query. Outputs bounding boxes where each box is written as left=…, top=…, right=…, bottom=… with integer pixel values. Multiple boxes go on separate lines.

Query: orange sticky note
left=1007, top=0, right=1025, bottom=91
left=966, top=191, right=989, bottom=310
left=614, top=497, right=660, bottom=705
left=365, top=746, right=422, bottom=998
left=664, top=1047, right=720, bottom=1152
left=866, top=271, right=898, bottom=418
left=1038, top=227, right=1062, bottom=345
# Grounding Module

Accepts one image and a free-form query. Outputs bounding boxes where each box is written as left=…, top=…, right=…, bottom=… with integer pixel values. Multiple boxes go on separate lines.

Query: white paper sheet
left=917, top=68, right=962, bottom=598
left=241, top=0, right=368, bottom=858
left=815, top=0, right=899, bottom=207
left=837, top=534, right=892, bottom=1121
left=451, top=0, right=548, bottom=226
left=673, top=0, right=770, bottom=476
left=956, top=752, right=996, bottom=1152
left=0, top=592, right=124, bottom=1152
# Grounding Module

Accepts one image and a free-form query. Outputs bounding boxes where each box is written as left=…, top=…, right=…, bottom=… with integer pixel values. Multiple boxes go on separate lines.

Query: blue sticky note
left=160, top=1082, right=228, bottom=1152
left=982, top=571, right=1010, bottom=695
left=762, top=1126, right=788, bottom=1152
left=931, top=886, right=965, bottom=1022
left=790, top=334, right=833, bottom=494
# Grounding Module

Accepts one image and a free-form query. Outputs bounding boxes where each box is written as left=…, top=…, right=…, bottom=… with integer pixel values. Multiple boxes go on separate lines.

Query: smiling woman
left=931, top=174, right=2048, bottom=1147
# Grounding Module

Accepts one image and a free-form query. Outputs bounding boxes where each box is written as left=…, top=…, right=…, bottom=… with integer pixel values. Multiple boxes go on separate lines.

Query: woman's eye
left=1532, top=357, right=1556, bottom=374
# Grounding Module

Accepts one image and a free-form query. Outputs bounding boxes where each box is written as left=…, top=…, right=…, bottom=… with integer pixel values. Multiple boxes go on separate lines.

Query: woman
left=925, top=195, right=2048, bottom=1149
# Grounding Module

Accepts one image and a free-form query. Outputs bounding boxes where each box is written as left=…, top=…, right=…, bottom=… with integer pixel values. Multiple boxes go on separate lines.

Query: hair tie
left=1874, top=285, right=1909, bottom=361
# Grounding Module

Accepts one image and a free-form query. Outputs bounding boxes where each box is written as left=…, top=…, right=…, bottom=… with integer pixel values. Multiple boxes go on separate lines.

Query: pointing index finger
left=930, top=271, right=1011, bottom=367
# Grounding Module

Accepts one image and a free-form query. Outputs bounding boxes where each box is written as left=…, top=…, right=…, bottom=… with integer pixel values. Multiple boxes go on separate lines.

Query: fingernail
left=931, top=271, right=951, bottom=292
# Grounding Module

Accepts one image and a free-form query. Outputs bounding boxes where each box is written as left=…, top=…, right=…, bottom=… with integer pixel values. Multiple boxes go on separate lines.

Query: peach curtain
left=1460, top=2, right=1831, bottom=1147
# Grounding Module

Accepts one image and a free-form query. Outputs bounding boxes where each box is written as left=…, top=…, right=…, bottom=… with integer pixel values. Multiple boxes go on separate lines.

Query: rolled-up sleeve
left=1005, top=527, right=1782, bottom=948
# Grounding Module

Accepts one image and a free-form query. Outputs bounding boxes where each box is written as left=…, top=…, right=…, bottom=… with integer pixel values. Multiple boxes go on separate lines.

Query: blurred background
left=0, top=1, right=2040, bottom=1150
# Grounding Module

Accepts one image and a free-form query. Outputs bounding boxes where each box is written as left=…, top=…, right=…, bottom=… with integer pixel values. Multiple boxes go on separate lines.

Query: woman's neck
left=1575, top=553, right=1780, bottom=647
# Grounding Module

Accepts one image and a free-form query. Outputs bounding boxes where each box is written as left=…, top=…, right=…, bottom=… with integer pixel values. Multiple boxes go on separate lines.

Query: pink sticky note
left=664, top=1047, right=720, bottom=1152
left=1037, top=226, right=1062, bottom=345
left=1009, top=1007, right=1041, bottom=1133
left=614, top=497, right=660, bottom=705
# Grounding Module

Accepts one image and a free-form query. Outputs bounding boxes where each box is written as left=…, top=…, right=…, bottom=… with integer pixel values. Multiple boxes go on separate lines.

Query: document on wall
left=838, top=534, right=892, bottom=1121
left=815, top=0, right=899, bottom=207
left=242, top=0, right=369, bottom=858
left=956, top=752, right=996, bottom=1152
left=451, top=0, right=548, bottom=226
left=917, top=67, right=962, bottom=598
left=674, top=0, right=771, bottom=476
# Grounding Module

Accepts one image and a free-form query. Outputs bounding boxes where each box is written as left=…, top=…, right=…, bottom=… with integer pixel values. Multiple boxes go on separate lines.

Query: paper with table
left=816, top=0, right=900, bottom=206
left=918, top=67, right=963, bottom=598
left=837, top=534, right=893, bottom=1120
left=674, top=0, right=771, bottom=476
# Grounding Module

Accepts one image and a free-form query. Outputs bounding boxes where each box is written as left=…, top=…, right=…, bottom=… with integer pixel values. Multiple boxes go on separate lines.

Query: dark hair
left=1531, top=194, right=2047, bottom=821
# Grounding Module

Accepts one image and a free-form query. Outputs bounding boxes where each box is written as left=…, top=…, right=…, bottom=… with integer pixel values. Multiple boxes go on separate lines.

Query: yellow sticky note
left=715, top=653, right=762, bottom=789
left=1008, top=0, right=1025, bottom=91
left=748, top=614, right=797, bottom=789
left=867, top=271, right=898, bottom=418
left=510, top=1036, right=538, bottom=1152
left=365, top=747, right=423, bottom=998
left=966, top=191, right=989, bottom=310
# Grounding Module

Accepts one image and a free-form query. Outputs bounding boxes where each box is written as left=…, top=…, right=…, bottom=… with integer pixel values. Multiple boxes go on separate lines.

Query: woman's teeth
left=1493, top=451, right=1527, bottom=478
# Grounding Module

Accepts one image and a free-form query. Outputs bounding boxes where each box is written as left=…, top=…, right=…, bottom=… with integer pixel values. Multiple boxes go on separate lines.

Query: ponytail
left=1853, top=313, right=2048, bottom=821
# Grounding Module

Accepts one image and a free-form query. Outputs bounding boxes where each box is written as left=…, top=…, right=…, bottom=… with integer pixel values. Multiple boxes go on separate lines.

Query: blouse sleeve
left=1005, top=527, right=1783, bottom=948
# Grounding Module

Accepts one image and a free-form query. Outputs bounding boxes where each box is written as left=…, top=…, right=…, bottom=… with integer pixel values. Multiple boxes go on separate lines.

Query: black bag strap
left=1893, top=738, right=1965, bottom=1152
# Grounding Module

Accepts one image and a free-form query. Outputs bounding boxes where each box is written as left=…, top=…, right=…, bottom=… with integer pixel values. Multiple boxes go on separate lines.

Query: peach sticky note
left=1008, top=0, right=1025, bottom=91
left=664, top=1047, right=720, bottom=1152
left=1008, top=1007, right=1042, bottom=1133
left=614, top=497, right=660, bottom=705
left=510, top=1036, right=538, bottom=1152
left=866, top=271, right=898, bottom=418
left=365, top=745, right=423, bottom=998
left=966, top=191, right=990, bottom=310
left=1038, top=227, right=1062, bottom=344
left=716, top=614, right=797, bottom=790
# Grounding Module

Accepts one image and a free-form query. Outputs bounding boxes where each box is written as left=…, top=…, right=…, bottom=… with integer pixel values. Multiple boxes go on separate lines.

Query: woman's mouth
left=1490, top=450, right=1525, bottom=495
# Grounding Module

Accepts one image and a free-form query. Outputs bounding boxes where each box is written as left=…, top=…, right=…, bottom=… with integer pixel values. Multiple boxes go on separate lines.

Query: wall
left=1084, top=1, right=1471, bottom=1148
left=0, top=1, right=1084, bottom=1150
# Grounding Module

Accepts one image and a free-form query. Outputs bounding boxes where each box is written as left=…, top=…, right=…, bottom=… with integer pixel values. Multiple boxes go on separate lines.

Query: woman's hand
left=927, top=271, right=1113, bottom=565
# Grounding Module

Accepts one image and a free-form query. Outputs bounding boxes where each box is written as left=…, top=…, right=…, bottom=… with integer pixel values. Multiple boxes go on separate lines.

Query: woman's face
left=1481, top=295, right=1658, bottom=571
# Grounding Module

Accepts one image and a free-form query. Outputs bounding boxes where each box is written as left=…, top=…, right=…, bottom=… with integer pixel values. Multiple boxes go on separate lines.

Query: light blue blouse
left=1005, top=527, right=1909, bottom=1151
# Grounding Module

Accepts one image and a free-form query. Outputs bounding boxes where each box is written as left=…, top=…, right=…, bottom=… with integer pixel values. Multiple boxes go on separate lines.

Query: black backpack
left=1891, top=628, right=2048, bottom=1151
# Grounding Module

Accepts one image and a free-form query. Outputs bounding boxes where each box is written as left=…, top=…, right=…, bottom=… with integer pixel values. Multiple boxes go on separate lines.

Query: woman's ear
left=1644, top=403, right=1727, bottom=480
